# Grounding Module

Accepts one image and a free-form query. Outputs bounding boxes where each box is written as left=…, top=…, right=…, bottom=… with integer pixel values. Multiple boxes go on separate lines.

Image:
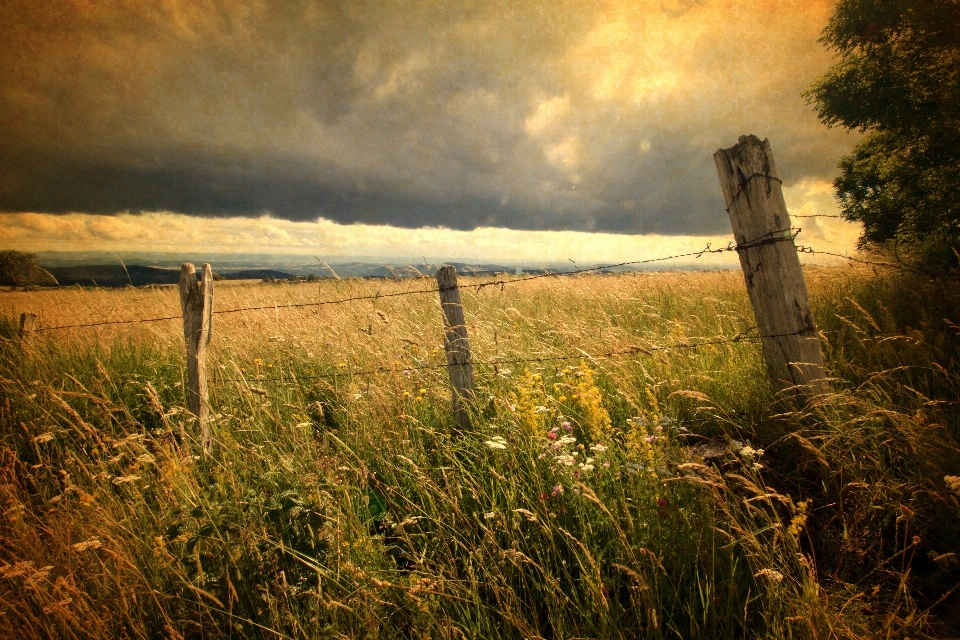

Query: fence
left=3, top=135, right=920, bottom=453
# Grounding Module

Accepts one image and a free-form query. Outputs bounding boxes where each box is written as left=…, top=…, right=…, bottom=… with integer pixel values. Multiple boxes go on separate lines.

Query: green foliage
left=0, top=250, right=42, bottom=288
left=805, top=0, right=960, bottom=257
left=1, top=271, right=959, bottom=638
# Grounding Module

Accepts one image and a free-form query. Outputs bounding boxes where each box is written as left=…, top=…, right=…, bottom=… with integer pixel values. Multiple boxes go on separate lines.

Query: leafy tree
left=805, top=0, right=960, bottom=259
left=0, top=250, right=41, bottom=288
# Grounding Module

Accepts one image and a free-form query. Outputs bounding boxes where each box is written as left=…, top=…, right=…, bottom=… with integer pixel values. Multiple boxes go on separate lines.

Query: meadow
left=1, top=264, right=959, bottom=639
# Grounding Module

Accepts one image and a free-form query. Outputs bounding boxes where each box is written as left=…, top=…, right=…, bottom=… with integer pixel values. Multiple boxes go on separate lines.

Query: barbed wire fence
left=0, top=236, right=921, bottom=337
left=1, top=232, right=919, bottom=431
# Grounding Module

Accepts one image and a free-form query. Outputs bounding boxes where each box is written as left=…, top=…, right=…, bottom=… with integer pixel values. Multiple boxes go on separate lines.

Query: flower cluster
left=729, top=440, right=766, bottom=471
left=485, top=436, right=507, bottom=450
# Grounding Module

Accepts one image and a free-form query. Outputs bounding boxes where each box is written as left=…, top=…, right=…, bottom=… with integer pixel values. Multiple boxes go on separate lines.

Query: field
left=1, top=266, right=959, bottom=639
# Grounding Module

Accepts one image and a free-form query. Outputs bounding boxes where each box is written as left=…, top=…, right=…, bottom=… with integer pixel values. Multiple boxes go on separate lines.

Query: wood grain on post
left=179, top=263, right=214, bottom=453
left=714, top=135, right=828, bottom=399
left=18, top=313, right=36, bottom=341
left=436, top=265, right=475, bottom=430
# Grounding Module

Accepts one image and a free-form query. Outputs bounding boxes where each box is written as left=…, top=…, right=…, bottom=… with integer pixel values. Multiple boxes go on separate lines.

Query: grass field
left=1, top=265, right=959, bottom=639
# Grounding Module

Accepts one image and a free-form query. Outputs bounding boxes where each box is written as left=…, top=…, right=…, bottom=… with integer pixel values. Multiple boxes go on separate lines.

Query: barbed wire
left=1, top=233, right=928, bottom=335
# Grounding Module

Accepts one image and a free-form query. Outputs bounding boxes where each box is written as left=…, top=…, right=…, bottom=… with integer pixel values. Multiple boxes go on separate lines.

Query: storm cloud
left=0, top=0, right=854, bottom=235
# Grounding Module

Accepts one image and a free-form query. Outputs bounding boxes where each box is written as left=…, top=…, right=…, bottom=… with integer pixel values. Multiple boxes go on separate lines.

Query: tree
left=805, top=0, right=960, bottom=260
left=0, top=250, right=41, bottom=288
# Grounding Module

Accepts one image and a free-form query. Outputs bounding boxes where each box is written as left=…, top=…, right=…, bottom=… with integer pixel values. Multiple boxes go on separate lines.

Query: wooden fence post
left=436, top=265, right=475, bottom=430
left=179, top=263, right=213, bottom=453
left=714, top=135, right=829, bottom=399
left=18, top=313, right=36, bottom=341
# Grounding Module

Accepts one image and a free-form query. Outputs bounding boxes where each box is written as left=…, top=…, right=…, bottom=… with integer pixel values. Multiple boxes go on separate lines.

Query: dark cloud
left=0, top=0, right=853, bottom=235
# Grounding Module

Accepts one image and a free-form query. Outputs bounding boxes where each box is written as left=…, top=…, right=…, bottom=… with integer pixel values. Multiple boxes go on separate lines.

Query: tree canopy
left=0, top=250, right=41, bottom=288
left=805, top=0, right=960, bottom=257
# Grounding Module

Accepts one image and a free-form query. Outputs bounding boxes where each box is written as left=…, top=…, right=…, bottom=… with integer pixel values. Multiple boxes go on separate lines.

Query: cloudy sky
left=0, top=0, right=860, bottom=261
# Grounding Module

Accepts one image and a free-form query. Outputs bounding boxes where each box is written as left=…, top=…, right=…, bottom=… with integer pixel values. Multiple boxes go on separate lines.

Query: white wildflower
left=739, top=446, right=757, bottom=458
left=555, top=454, right=575, bottom=466
left=579, top=463, right=595, bottom=472
left=753, top=462, right=764, bottom=471
left=484, top=512, right=495, bottom=520
left=558, top=436, right=577, bottom=445
left=754, top=568, right=784, bottom=583
left=590, top=444, right=608, bottom=453
left=485, top=436, right=507, bottom=450
left=72, top=537, right=102, bottom=552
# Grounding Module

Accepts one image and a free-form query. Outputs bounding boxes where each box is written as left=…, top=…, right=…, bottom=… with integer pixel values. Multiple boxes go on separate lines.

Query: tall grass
left=1, top=266, right=958, bottom=638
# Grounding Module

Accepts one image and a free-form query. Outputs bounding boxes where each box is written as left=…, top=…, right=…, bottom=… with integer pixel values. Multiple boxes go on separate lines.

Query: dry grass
left=1, top=265, right=958, bottom=638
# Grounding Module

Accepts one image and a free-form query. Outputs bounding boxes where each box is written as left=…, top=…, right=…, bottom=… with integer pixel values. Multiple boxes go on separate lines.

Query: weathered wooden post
left=179, top=263, right=213, bottom=453
left=436, top=265, right=475, bottom=430
left=18, top=313, right=36, bottom=341
left=714, top=135, right=829, bottom=399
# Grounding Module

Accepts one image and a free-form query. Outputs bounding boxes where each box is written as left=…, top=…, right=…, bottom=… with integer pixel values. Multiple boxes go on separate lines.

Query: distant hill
left=45, top=265, right=298, bottom=287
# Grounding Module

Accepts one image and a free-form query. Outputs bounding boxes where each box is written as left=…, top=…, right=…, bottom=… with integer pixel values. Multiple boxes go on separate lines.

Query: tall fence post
left=714, top=135, right=829, bottom=399
left=436, top=265, right=475, bottom=430
left=18, top=313, right=36, bottom=342
left=179, top=263, right=213, bottom=453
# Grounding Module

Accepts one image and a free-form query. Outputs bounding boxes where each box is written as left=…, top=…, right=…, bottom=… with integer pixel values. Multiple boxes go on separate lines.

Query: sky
left=0, top=0, right=861, bottom=263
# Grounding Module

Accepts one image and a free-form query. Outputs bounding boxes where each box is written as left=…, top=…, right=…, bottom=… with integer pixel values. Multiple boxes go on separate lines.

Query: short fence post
left=436, top=265, right=475, bottom=430
left=18, top=313, right=36, bottom=341
left=179, top=263, right=214, bottom=453
left=714, top=135, right=829, bottom=399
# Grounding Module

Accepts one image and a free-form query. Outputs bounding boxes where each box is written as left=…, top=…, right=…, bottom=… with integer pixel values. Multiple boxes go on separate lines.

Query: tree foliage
left=805, top=0, right=960, bottom=255
left=0, top=250, right=41, bottom=288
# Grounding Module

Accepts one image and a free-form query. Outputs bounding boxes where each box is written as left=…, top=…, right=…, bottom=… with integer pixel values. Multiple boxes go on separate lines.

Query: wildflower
left=72, top=537, right=102, bottom=552
left=254, top=358, right=263, bottom=366
left=558, top=436, right=576, bottom=445
left=484, top=512, right=495, bottom=520
left=657, top=498, right=667, bottom=507
left=555, top=454, right=575, bottom=466
left=562, top=421, right=573, bottom=431
left=755, top=568, right=784, bottom=583
left=678, top=426, right=689, bottom=433
left=551, top=484, right=564, bottom=496
left=534, top=405, right=549, bottom=413
left=739, top=446, right=757, bottom=458
left=590, top=444, right=607, bottom=453
left=579, top=463, right=595, bottom=472
left=419, top=388, right=427, bottom=394
left=728, top=440, right=744, bottom=452
left=642, top=436, right=655, bottom=443
left=655, top=426, right=663, bottom=433
left=602, top=461, right=610, bottom=468
left=485, top=436, right=507, bottom=450
left=403, top=391, right=411, bottom=397
left=752, top=462, right=764, bottom=471
left=539, top=492, right=550, bottom=500
left=559, top=395, right=567, bottom=401
left=547, top=431, right=558, bottom=440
